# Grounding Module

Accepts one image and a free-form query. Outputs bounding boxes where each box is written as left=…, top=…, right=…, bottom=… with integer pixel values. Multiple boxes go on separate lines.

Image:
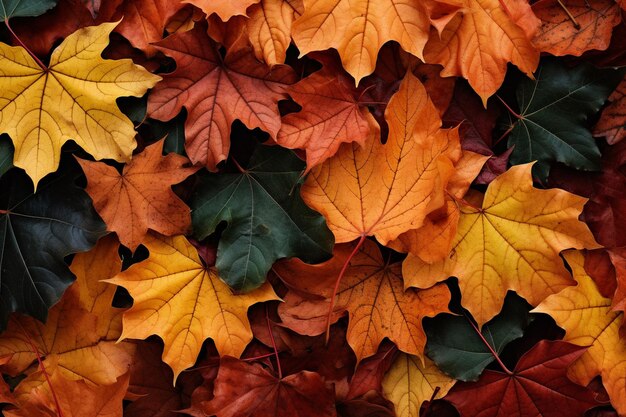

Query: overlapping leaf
left=0, top=0, right=56, bottom=19
left=185, top=0, right=259, bottom=21
left=595, top=76, right=626, bottom=144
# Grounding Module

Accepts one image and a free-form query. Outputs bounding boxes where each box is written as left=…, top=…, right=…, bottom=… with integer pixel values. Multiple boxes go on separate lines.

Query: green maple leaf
left=0, top=0, right=56, bottom=20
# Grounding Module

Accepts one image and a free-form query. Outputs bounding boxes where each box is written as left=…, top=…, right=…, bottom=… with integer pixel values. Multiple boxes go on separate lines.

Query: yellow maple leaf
left=105, top=233, right=279, bottom=381
left=292, top=0, right=461, bottom=84
left=403, top=163, right=598, bottom=326
left=532, top=251, right=626, bottom=415
left=0, top=22, right=161, bottom=187
left=382, top=353, right=455, bottom=417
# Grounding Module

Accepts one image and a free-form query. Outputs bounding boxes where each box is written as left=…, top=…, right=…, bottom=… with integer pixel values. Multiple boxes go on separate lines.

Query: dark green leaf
left=0, top=169, right=106, bottom=329
left=0, top=135, right=12, bottom=178
left=192, top=144, right=334, bottom=292
left=506, top=60, right=625, bottom=179
left=0, top=0, right=56, bottom=19
left=424, top=292, right=531, bottom=381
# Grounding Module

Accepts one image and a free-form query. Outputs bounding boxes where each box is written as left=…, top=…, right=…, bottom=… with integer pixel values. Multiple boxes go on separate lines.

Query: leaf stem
left=496, top=95, right=523, bottom=120
left=556, top=0, right=581, bottom=29
left=265, top=305, right=282, bottom=379
left=465, top=315, right=513, bottom=375
left=17, top=321, right=64, bottom=416
left=422, top=386, right=441, bottom=416
left=242, top=352, right=277, bottom=362
left=325, top=234, right=367, bottom=343
left=4, top=19, right=48, bottom=72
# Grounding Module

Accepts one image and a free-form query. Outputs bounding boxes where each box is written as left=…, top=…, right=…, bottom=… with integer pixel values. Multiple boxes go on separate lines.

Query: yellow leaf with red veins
left=532, top=0, right=621, bottom=57
left=0, top=235, right=133, bottom=385
left=301, top=71, right=460, bottom=245
left=533, top=251, right=626, bottom=416
left=403, top=163, right=599, bottom=326
left=424, top=0, right=540, bottom=104
left=0, top=22, right=161, bottom=187
left=292, top=0, right=462, bottom=84
left=105, top=233, right=279, bottom=381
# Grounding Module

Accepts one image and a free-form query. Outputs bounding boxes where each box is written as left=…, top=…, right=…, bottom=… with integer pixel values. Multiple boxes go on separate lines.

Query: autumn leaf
left=0, top=0, right=56, bottom=20
left=277, top=63, right=379, bottom=171
left=0, top=235, right=134, bottom=385
left=277, top=240, right=451, bottom=363
left=532, top=0, right=621, bottom=56
left=403, top=163, right=598, bottom=325
left=301, top=71, right=460, bottom=246
left=0, top=136, right=13, bottom=178
left=0, top=168, right=105, bottom=328
left=595, top=76, right=626, bottom=145
left=77, top=139, right=199, bottom=252
left=382, top=354, right=455, bottom=417
left=0, top=21, right=161, bottom=187
left=185, top=0, right=259, bottom=21
left=105, top=233, right=279, bottom=381
left=194, top=356, right=337, bottom=417
left=424, top=0, right=540, bottom=104
left=246, top=0, right=303, bottom=65
left=292, top=0, right=462, bottom=84
left=147, top=24, right=296, bottom=171
left=504, top=60, right=624, bottom=179
left=533, top=251, right=626, bottom=415
left=445, top=340, right=599, bottom=417
left=191, top=144, right=334, bottom=292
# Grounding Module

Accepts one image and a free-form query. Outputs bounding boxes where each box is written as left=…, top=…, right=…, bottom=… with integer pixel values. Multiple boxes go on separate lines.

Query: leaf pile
left=0, top=1, right=624, bottom=416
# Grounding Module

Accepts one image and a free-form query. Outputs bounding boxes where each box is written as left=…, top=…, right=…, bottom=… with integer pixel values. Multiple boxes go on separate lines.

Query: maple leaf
left=0, top=0, right=56, bottom=20
left=246, top=0, right=303, bottom=65
left=184, top=0, right=260, bottom=20
left=277, top=63, right=379, bottom=171
left=3, top=370, right=129, bottom=417
left=424, top=0, right=540, bottom=104
left=504, top=60, right=624, bottom=179
left=147, top=24, right=296, bottom=171
left=533, top=251, right=626, bottom=415
left=191, top=144, right=334, bottom=292
left=0, top=21, right=161, bottom=187
left=0, top=168, right=105, bottom=328
left=445, top=340, right=599, bottom=417
left=194, top=356, right=337, bottom=417
left=292, top=0, right=462, bottom=84
left=301, top=71, right=460, bottom=246
left=277, top=240, right=451, bottom=362
left=532, top=0, right=621, bottom=57
left=382, top=353, right=455, bottom=417
left=0, top=235, right=134, bottom=385
left=77, top=139, right=199, bottom=252
left=345, top=342, right=398, bottom=400
left=595, top=76, right=626, bottom=145
left=403, top=163, right=598, bottom=325
left=105, top=233, right=280, bottom=381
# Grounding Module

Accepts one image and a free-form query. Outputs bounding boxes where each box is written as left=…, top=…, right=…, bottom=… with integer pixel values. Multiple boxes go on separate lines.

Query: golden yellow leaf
left=382, top=353, right=455, bottom=417
left=105, top=233, right=279, bottom=381
left=403, top=163, right=598, bottom=326
left=301, top=71, right=460, bottom=245
left=0, top=22, right=161, bottom=187
left=0, top=235, right=133, bottom=385
left=424, top=0, right=540, bottom=104
left=532, top=251, right=626, bottom=415
left=292, top=0, right=461, bottom=84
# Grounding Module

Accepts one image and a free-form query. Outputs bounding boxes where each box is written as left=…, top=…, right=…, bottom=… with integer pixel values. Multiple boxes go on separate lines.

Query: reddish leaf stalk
left=325, top=234, right=367, bottom=343
left=422, top=386, right=441, bottom=416
left=496, top=95, right=523, bottom=120
left=242, top=352, right=277, bottom=362
left=466, top=315, right=513, bottom=375
left=265, top=305, right=282, bottom=379
left=4, top=20, right=48, bottom=72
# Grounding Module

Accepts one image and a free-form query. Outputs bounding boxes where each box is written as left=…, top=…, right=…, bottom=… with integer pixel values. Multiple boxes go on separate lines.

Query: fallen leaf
left=195, top=356, right=337, bottom=417
left=292, top=0, right=462, bottom=83
left=147, top=24, right=296, bottom=171
left=346, top=342, right=397, bottom=400
left=191, top=144, right=334, bottom=292
left=277, top=63, right=379, bottom=171
left=0, top=0, right=56, bottom=19
left=0, top=21, right=161, bottom=187
left=445, top=340, right=599, bottom=417
left=403, top=162, right=599, bottom=325
left=184, top=0, right=260, bottom=21
left=246, top=0, right=303, bottom=65
left=105, top=233, right=279, bottom=381
left=77, top=139, right=199, bottom=252
left=533, top=251, right=626, bottom=415
left=382, top=353, right=455, bottom=417
left=594, top=76, right=626, bottom=145
left=301, top=71, right=460, bottom=246
left=424, top=0, right=540, bottom=104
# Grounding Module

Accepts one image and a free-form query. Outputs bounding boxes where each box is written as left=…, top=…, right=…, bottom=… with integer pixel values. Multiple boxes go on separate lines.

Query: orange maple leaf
left=185, top=0, right=260, bottom=20
left=77, top=139, right=199, bottom=252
